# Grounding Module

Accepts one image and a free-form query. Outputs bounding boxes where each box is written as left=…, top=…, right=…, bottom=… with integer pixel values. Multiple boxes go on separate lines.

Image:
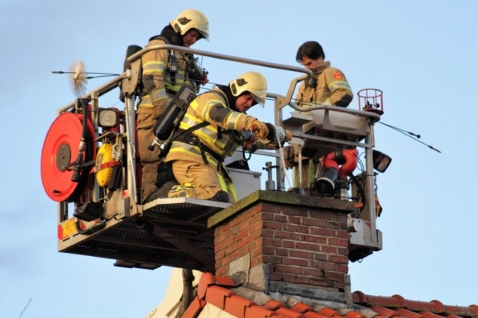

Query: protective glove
left=266, top=125, right=292, bottom=146
left=265, top=123, right=276, bottom=142
left=285, top=130, right=292, bottom=142
left=250, top=120, right=269, bottom=140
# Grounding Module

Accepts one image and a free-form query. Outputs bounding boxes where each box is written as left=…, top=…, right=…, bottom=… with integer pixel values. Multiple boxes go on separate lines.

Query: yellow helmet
left=229, top=72, right=267, bottom=107
left=170, top=9, right=209, bottom=40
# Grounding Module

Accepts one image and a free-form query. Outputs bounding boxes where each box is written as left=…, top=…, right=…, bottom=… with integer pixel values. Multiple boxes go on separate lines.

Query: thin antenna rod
left=18, top=298, right=32, bottom=318
left=379, top=122, right=441, bottom=153
left=52, top=71, right=120, bottom=76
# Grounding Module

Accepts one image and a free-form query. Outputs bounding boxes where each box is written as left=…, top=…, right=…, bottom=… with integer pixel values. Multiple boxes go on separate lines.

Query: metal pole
left=123, top=89, right=138, bottom=203
left=364, top=129, right=377, bottom=242
left=126, top=45, right=312, bottom=76
left=298, top=145, right=303, bottom=190
left=273, top=97, right=285, bottom=191
left=91, top=92, right=100, bottom=203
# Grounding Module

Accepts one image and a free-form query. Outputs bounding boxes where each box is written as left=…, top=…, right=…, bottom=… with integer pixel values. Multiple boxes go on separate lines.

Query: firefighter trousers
left=168, top=160, right=237, bottom=203
left=137, top=104, right=166, bottom=202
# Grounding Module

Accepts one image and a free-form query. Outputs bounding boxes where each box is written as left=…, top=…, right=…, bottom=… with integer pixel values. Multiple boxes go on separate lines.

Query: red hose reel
left=41, top=112, right=96, bottom=202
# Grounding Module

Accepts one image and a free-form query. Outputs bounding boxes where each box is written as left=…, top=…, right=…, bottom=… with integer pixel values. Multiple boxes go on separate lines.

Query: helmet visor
left=250, top=90, right=266, bottom=107
left=194, top=25, right=209, bottom=41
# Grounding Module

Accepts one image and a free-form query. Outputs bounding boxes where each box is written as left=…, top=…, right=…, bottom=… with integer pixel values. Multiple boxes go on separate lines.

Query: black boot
left=143, top=180, right=178, bottom=204
left=207, top=190, right=229, bottom=203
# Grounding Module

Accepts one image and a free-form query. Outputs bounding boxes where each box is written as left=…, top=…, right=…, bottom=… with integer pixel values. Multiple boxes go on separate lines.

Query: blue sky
left=1, top=1, right=478, bottom=317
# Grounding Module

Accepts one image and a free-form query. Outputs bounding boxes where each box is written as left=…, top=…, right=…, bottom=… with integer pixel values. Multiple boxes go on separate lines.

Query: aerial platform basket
left=58, top=197, right=229, bottom=272
left=44, top=44, right=315, bottom=271
left=46, top=44, right=386, bottom=271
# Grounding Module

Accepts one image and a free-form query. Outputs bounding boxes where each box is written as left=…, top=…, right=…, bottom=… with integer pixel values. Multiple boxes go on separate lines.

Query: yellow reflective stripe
left=138, top=99, right=153, bottom=107
left=180, top=113, right=203, bottom=129
left=329, top=80, right=351, bottom=92
left=166, top=83, right=181, bottom=91
left=217, top=173, right=228, bottom=192
left=169, top=143, right=203, bottom=157
left=228, top=183, right=238, bottom=202
left=180, top=114, right=218, bottom=143
left=166, top=71, right=188, bottom=91
left=172, top=72, right=186, bottom=80
left=225, top=112, right=242, bottom=130
left=143, top=61, right=167, bottom=73
left=168, top=142, right=220, bottom=167
left=150, top=89, right=168, bottom=100
left=218, top=170, right=237, bottom=202
left=197, top=131, right=227, bottom=150
left=190, top=100, right=200, bottom=111
left=139, top=89, right=169, bottom=107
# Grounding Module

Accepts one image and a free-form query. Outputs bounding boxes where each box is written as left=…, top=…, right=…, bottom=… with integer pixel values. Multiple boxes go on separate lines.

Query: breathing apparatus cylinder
left=148, top=85, right=197, bottom=152
left=96, top=143, right=114, bottom=187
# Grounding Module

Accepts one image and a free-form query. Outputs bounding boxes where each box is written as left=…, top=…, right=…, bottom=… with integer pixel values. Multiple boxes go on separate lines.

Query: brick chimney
left=208, top=190, right=354, bottom=292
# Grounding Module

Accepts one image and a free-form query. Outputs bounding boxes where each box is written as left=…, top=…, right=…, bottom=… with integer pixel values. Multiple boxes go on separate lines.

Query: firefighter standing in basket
left=137, top=9, right=210, bottom=203
left=159, top=72, right=292, bottom=203
left=284, top=41, right=354, bottom=192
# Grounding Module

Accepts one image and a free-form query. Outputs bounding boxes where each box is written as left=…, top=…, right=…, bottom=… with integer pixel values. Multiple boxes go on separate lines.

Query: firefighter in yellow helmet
left=147, top=72, right=292, bottom=203
left=285, top=41, right=353, bottom=192
left=137, top=9, right=210, bottom=203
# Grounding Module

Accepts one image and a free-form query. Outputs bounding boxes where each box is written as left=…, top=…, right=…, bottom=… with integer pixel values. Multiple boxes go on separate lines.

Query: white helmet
left=170, top=9, right=209, bottom=40
left=229, top=72, right=267, bottom=107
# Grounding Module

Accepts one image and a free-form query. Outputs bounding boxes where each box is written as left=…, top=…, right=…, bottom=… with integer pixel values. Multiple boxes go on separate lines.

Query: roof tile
left=443, top=305, right=476, bottom=317
left=290, top=303, right=314, bottom=314
left=275, top=307, right=307, bottom=318
left=246, top=306, right=280, bottom=318
left=395, top=308, right=425, bottom=318
left=369, top=305, right=401, bottom=318
left=344, top=311, right=368, bottom=318
left=366, top=295, right=403, bottom=308
left=204, top=285, right=234, bottom=310
left=317, top=307, right=342, bottom=317
left=264, top=300, right=286, bottom=311
left=304, top=312, right=331, bottom=318
left=405, top=300, right=444, bottom=313
left=352, top=291, right=369, bottom=304
left=224, top=295, right=255, bottom=318
left=420, top=311, right=446, bottom=318
left=189, top=274, right=477, bottom=318
left=182, top=296, right=205, bottom=318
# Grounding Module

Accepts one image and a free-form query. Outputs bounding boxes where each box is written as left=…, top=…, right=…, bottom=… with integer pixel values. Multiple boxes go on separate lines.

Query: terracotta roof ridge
left=185, top=274, right=477, bottom=318
left=352, top=291, right=477, bottom=317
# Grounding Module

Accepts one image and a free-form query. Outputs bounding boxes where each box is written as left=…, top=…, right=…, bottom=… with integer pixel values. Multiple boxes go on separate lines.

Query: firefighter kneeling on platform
left=148, top=71, right=292, bottom=203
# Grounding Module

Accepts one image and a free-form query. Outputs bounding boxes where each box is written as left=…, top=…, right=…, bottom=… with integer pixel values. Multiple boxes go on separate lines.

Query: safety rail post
left=90, top=91, right=100, bottom=203
left=364, top=122, right=377, bottom=243
left=124, top=91, right=138, bottom=204
left=273, top=96, right=285, bottom=192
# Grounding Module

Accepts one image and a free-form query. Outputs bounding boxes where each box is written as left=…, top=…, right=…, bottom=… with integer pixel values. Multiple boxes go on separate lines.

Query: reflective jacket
left=296, top=61, right=353, bottom=107
left=165, top=89, right=258, bottom=167
left=139, top=37, right=197, bottom=108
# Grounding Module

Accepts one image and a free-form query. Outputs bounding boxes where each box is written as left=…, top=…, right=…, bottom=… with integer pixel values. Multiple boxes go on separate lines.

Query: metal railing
left=55, top=45, right=381, bottom=244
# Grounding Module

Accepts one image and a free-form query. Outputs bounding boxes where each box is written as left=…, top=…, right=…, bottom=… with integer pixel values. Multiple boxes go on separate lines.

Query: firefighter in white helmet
left=137, top=9, right=210, bottom=203
left=143, top=72, right=292, bottom=203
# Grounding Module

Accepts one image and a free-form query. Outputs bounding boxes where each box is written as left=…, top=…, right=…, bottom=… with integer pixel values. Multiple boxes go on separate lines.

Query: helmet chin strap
left=217, top=85, right=239, bottom=111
